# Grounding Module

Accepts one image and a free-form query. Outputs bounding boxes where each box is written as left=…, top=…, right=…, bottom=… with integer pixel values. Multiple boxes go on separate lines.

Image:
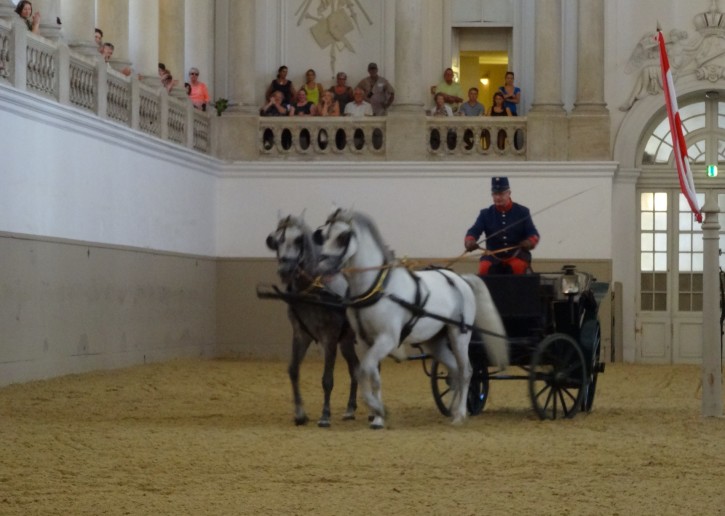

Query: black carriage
left=423, top=265, right=608, bottom=420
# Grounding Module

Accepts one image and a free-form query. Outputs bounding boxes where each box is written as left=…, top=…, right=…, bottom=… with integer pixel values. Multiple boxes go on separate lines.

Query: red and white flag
left=657, top=29, right=702, bottom=223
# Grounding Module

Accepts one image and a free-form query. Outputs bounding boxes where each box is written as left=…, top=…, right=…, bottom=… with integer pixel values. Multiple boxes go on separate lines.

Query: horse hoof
left=451, top=416, right=466, bottom=426
left=341, top=413, right=356, bottom=421
left=294, top=415, right=309, bottom=426
left=369, top=422, right=384, bottom=430
left=317, top=419, right=331, bottom=428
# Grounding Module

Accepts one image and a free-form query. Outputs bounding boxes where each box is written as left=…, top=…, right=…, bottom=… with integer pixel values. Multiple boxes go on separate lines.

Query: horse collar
left=346, top=266, right=391, bottom=308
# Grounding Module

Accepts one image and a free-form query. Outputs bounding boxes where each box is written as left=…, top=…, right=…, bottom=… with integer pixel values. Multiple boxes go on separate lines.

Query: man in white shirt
left=344, top=88, right=373, bottom=117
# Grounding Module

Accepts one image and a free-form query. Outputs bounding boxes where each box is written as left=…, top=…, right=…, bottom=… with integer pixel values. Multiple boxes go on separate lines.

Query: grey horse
left=265, top=214, right=359, bottom=427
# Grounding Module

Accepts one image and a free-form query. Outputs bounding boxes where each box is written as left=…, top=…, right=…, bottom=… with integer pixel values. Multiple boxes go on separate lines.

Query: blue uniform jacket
left=466, top=202, right=539, bottom=260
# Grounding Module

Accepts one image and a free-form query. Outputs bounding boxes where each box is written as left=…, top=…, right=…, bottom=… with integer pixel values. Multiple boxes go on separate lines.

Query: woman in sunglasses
left=188, top=67, right=210, bottom=111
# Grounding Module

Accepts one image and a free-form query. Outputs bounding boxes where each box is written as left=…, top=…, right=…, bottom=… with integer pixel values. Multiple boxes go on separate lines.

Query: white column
left=0, top=0, right=16, bottom=20
left=573, top=0, right=606, bottom=112
left=159, top=0, right=184, bottom=81
left=530, top=0, right=564, bottom=112
left=33, top=0, right=62, bottom=40
left=128, top=0, right=158, bottom=76
left=391, top=0, right=424, bottom=112
left=184, top=0, right=214, bottom=100
left=96, top=0, right=129, bottom=62
left=60, top=0, right=97, bottom=55
left=700, top=194, right=723, bottom=417
left=226, top=0, right=253, bottom=111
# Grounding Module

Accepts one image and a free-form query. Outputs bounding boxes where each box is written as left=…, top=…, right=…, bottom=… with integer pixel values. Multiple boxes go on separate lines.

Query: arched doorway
left=636, top=90, right=725, bottom=363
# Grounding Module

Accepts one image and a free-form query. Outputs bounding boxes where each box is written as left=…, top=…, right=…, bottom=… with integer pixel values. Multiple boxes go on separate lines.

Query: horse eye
left=337, top=231, right=351, bottom=248
left=312, top=229, right=324, bottom=245
left=294, top=235, right=303, bottom=246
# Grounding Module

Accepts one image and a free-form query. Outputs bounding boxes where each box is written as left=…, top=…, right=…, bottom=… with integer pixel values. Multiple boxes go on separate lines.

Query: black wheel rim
left=430, top=359, right=453, bottom=417
left=529, top=333, right=587, bottom=420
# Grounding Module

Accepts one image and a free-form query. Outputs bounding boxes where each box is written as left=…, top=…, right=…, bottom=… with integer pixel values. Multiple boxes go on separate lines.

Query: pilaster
left=227, top=0, right=254, bottom=112
left=128, top=0, right=159, bottom=76
left=159, top=0, right=184, bottom=83
left=60, top=0, right=97, bottom=56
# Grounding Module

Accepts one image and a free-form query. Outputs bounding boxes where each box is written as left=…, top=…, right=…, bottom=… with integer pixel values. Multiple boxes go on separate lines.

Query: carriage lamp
left=707, top=164, right=718, bottom=177
left=560, top=265, right=580, bottom=295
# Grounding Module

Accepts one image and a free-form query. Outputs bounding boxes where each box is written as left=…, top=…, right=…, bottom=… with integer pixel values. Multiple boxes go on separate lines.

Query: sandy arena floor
left=1, top=357, right=725, bottom=515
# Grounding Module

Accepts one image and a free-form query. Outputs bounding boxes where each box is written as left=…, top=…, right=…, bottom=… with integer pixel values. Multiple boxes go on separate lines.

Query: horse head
left=266, top=214, right=317, bottom=284
left=313, top=208, right=357, bottom=275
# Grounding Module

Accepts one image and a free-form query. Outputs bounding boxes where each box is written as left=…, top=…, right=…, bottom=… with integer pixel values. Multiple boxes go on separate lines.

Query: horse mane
left=340, top=210, right=395, bottom=263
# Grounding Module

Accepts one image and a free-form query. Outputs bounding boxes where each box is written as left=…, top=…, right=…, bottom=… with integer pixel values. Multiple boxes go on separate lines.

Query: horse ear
left=277, top=209, right=283, bottom=221
left=299, top=208, right=306, bottom=221
left=312, top=229, right=324, bottom=245
left=266, top=234, right=278, bottom=250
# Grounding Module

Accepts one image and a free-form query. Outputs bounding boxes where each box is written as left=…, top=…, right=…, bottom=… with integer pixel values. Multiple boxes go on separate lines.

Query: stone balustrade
left=0, top=17, right=210, bottom=154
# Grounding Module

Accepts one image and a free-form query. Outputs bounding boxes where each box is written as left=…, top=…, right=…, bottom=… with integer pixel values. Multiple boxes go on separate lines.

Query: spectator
left=429, top=67, right=463, bottom=113
left=184, top=82, right=191, bottom=96
left=289, top=89, right=316, bottom=116
left=94, top=28, right=103, bottom=53
left=157, top=63, right=174, bottom=93
left=329, top=71, right=354, bottom=113
left=486, top=91, right=512, bottom=117
left=301, top=69, right=324, bottom=107
left=15, top=1, right=40, bottom=34
left=188, top=67, right=210, bottom=110
left=265, top=65, right=295, bottom=106
left=344, top=87, right=373, bottom=117
left=356, top=62, right=394, bottom=116
left=459, top=87, right=485, bottom=116
left=498, top=71, right=521, bottom=115
left=101, top=43, right=131, bottom=77
left=430, top=92, right=453, bottom=116
left=317, top=90, right=340, bottom=116
left=260, top=91, right=290, bottom=116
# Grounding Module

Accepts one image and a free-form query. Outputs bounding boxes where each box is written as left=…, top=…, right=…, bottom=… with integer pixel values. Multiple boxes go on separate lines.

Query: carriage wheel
left=528, top=333, right=587, bottom=420
left=580, top=320, right=602, bottom=413
left=430, top=358, right=490, bottom=417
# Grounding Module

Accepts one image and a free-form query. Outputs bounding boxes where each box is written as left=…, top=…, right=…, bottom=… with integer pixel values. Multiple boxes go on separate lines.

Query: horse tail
left=462, top=274, right=509, bottom=369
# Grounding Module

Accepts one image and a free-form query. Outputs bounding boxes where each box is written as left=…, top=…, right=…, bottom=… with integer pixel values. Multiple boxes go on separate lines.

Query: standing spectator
left=289, top=89, right=316, bottom=116
left=329, top=72, right=354, bottom=114
left=188, top=67, right=210, bottom=111
left=265, top=65, right=295, bottom=106
left=260, top=91, right=289, bottom=116
left=429, top=67, right=463, bottom=113
left=317, top=90, right=340, bottom=116
left=344, top=88, right=373, bottom=117
left=101, top=43, right=131, bottom=77
left=157, top=63, right=175, bottom=93
left=356, top=62, right=395, bottom=116
left=301, top=69, right=324, bottom=107
left=430, top=92, right=453, bottom=116
left=94, top=28, right=104, bottom=53
left=459, top=87, right=485, bottom=116
left=15, top=1, right=40, bottom=34
left=498, top=71, right=521, bottom=115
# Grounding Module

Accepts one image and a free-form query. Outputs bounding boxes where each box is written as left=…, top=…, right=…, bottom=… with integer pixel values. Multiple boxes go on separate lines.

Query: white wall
left=215, top=162, right=615, bottom=259
left=0, top=86, right=218, bottom=256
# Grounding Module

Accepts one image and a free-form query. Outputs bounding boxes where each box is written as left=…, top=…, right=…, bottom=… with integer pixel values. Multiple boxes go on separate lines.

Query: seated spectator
left=317, top=90, right=340, bottom=116
left=459, top=87, right=485, bottom=116
left=487, top=91, right=512, bottom=117
left=329, top=72, right=354, bottom=113
left=498, top=71, right=521, bottom=115
left=94, top=28, right=103, bottom=53
left=15, top=1, right=40, bottom=34
left=265, top=65, right=295, bottom=106
left=260, top=91, right=289, bottom=116
left=429, top=67, right=463, bottom=113
left=188, top=67, right=210, bottom=110
left=289, top=89, right=316, bottom=116
left=101, top=43, right=132, bottom=77
left=356, top=62, right=395, bottom=116
left=344, top=87, right=373, bottom=117
left=430, top=92, right=453, bottom=116
left=157, top=63, right=174, bottom=93
left=302, top=69, right=324, bottom=107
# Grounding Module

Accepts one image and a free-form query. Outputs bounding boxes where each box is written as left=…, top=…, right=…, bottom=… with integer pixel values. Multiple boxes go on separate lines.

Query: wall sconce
left=480, top=75, right=489, bottom=87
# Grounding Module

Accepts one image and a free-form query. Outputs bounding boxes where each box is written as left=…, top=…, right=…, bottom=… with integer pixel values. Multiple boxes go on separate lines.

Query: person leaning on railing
left=260, top=91, right=290, bottom=116
left=15, top=1, right=40, bottom=34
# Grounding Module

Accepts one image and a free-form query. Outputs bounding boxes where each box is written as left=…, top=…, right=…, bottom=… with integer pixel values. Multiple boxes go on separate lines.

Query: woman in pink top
left=187, top=67, right=210, bottom=111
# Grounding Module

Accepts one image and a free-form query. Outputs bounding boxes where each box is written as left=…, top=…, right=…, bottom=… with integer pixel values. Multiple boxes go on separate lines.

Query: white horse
left=314, top=209, right=508, bottom=429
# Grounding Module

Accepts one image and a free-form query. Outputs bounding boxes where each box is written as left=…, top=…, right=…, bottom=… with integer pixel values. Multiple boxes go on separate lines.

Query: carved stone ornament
left=295, top=0, right=374, bottom=76
left=620, top=0, right=725, bottom=111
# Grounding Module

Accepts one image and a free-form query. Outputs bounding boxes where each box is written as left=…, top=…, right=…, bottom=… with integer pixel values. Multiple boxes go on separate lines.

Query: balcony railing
left=0, top=17, right=210, bottom=154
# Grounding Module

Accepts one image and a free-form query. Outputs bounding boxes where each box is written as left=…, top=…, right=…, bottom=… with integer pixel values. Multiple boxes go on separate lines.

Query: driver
left=464, top=176, right=539, bottom=275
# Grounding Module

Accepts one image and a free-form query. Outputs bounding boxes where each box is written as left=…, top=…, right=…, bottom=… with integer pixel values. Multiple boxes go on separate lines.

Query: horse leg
left=448, top=329, right=473, bottom=426
left=360, top=336, right=395, bottom=429
left=339, top=325, right=359, bottom=421
left=289, top=332, right=312, bottom=426
left=317, top=339, right=337, bottom=428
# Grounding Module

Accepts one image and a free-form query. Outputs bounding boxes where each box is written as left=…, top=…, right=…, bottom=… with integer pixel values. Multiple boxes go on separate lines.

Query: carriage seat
left=480, top=274, right=549, bottom=338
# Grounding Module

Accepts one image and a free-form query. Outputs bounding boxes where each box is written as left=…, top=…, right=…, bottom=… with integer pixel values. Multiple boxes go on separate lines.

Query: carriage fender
left=463, top=274, right=509, bottom=369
